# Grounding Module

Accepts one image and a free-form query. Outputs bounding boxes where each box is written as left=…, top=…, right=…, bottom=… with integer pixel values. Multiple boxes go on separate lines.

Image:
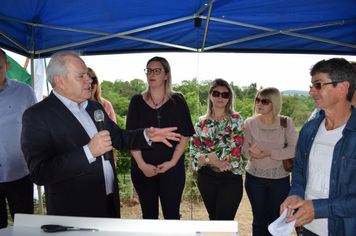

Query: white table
left=0, top=214, right=239, bottom=236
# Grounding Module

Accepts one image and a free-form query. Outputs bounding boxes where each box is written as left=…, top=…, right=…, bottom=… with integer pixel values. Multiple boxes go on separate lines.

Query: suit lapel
left=47, top=92, right=91, bottom=140
left=86, top=100, right=117, bottom=170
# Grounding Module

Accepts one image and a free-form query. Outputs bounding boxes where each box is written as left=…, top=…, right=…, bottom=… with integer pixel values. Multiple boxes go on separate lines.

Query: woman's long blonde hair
left=88, top=67, right=106, bottom=108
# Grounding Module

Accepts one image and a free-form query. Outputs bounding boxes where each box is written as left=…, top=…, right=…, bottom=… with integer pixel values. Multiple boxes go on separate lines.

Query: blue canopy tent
left=1, top=0, right=356, bottom=85
left=0, top=0, right=356, bottom=216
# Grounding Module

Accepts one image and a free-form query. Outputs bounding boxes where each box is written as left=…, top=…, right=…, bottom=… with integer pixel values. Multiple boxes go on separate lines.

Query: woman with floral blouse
left=190, top=78, right=245, bottom=220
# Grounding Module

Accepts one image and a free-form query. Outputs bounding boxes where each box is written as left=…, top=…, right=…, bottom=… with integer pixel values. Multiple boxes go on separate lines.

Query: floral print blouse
left=190, top=113, right=245, bottom=175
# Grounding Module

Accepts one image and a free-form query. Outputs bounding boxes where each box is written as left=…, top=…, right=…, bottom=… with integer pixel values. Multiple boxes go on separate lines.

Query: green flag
left=6, top=55, right=31, bottom=86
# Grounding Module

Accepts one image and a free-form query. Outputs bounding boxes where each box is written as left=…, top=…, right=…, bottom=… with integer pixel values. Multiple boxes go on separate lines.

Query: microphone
left=94, top=109, right=113, bottom=160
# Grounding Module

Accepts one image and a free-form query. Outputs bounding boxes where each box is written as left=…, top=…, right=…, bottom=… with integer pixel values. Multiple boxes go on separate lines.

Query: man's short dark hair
left=310, top=58, right=356, bottom=102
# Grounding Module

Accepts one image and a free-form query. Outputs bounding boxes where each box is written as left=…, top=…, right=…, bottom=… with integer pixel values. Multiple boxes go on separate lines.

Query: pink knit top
left=242, top=115, right=298, bottom=179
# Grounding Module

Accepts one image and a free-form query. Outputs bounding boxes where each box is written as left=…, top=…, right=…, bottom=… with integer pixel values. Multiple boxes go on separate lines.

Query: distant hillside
left=281, top=90, right=309, bottom=95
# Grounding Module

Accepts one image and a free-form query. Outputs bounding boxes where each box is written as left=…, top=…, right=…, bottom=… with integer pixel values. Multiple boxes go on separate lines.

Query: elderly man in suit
left=21, top=50, right=181, bottom=218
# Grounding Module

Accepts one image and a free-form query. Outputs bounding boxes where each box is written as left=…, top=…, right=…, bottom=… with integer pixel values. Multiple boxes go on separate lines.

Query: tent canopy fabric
left=1, top=0, right=356, bottom=58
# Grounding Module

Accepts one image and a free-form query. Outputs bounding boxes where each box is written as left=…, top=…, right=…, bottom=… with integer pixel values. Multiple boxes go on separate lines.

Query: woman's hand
left=248, top=141, right=261, bottom=155
left=156, top=161, right=176, bottom=174
left=248, top=141, right=271, bottom=159
left=139, top=163, right=159, bottom=177
left=250, top=149, right=272, bottom=159
left=211, top=160, right=233, bottom=172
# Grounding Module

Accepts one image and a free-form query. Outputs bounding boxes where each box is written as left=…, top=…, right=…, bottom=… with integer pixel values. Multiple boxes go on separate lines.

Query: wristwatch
left=204, top=154, right=210, bottom=163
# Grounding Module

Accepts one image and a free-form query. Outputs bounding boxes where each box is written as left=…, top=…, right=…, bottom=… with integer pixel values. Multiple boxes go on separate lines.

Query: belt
left=206, top=165, right=221, bottom=173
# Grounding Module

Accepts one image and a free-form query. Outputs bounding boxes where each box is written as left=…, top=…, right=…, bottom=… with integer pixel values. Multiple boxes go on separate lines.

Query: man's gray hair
left=46, top=51, right=82, bottom=88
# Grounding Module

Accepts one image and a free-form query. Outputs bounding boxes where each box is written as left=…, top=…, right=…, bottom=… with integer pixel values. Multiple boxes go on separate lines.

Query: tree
left=184, top=91, right=199, bottom=117
left=101, top=80, right=114, bottom=96
left=121, top=81, right=135, bottom=99
left=234, top=98, right=254, bottom=120
left=115, top=97, right=131, bottom=116
left=231, top=82, right=242, bottom=99
left=241, top=83, right=258, bottom=99
left=130, top=79, right=147, bottom=94
left=281, top=94, right=299, bottom=117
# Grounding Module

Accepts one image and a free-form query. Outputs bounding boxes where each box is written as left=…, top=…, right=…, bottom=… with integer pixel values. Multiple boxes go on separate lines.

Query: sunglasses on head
left=255, top=97, right=271, bottom=106
left=309, top=81, right=340, bottom=90
left=212, top=90, right=230, bottom=99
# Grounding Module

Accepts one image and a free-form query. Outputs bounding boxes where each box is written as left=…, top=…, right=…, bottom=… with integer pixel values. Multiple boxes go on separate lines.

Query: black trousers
left=0, top=175, right=33, bottom=228
left=131, top=162, right=185, bottom=219
left=197, top=166, right=243, bottom=220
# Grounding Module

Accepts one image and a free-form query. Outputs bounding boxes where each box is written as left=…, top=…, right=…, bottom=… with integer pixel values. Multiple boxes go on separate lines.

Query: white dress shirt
left=53, top=90, right=114, bottom=195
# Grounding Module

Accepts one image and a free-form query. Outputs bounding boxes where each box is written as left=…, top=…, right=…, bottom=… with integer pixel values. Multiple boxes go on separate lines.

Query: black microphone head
left=94, top=110, right=105, bottom=122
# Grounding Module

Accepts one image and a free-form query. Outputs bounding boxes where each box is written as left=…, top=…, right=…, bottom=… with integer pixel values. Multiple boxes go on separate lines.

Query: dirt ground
left=120, top=192, right=297, bottom=236
left=120, top=194, right=253, bottom=235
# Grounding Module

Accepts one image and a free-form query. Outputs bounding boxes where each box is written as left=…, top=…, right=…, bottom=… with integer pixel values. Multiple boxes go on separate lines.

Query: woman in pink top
left=242, top=87, right=297, bottom=236
left=88, top=67, right=117, bottom=123
left=88, top=67, right=117, bottom=162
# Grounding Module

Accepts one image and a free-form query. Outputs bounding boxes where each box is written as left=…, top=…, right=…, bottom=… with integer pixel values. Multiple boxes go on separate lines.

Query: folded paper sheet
left=268, top=208, right=296, bottom=236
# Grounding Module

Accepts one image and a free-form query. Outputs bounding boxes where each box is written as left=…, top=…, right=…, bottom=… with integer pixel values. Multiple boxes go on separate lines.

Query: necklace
left=151, top=95, right=165, bottom=128
left=151, top=95, right=165, bottom=107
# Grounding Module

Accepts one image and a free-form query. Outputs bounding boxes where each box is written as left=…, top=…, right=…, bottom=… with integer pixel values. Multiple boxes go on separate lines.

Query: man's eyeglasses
left=255, top=98, right=271, bottom=106
left=211, top=90, right=230, bottom=99
left=144, top=68, right=164, bottom=75
left=91, top=77, right=98, bottom=85
left=309, top=81, right=340, bottom=90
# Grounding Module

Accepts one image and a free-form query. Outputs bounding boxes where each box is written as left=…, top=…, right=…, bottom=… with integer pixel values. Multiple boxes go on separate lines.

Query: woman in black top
left=126, top=56, right=194, bottom=219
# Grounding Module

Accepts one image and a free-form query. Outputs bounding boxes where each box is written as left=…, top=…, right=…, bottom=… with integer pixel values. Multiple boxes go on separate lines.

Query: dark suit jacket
left=21, top=92, right=150, bottom=217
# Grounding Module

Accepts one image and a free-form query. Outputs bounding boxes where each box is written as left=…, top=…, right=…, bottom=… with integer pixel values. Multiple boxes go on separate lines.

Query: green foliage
left=241, top=83, right=258, bottom=99
left=116, top=97, right=130, bottom=116
left=234, top=98, right=254, bottom=120
left=118, top=175, right=132, bottom=199
left=281, top=94, right=315, bottom=127
left=130, top=79, right=147, bottom=94
left=183, top=168, right=202, bottom=202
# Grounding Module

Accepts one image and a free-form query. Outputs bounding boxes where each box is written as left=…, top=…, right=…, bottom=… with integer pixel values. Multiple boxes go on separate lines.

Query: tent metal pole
left=0, top=29, right=28, bottom=53
left=35, top=16, right=194, bottom=54
left=29, top=24, right=45, bottom=214
left=202, top=17, right=356, bottom=51
left=118, top=35, right=197, bottom=52
left=30, top=25, right=35, bottom=89
left=201, top=2, right=214, bottom=52
left=194, top=0, right=215, bottom=17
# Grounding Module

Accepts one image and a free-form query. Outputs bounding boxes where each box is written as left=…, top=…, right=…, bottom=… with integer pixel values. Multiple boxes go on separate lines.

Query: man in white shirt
left=280, top=58, right=356, bottom=235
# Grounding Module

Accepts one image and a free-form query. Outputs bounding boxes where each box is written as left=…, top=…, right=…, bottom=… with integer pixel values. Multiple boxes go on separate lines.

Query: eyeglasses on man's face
left=309, top=81, right=340, bottom=90
left=255, top=97, right=271, bottom=106
left=144, top=68, right=164, bottom=75
left=211, top=90, right=230, bottom=99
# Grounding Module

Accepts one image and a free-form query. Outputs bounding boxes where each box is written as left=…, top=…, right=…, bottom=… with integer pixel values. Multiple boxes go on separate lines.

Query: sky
left=4, top=49, right=356, bottom=93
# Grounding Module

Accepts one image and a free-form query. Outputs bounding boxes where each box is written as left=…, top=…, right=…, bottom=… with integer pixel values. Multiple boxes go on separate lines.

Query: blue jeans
left=245, top=172, right=290, bottom=236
